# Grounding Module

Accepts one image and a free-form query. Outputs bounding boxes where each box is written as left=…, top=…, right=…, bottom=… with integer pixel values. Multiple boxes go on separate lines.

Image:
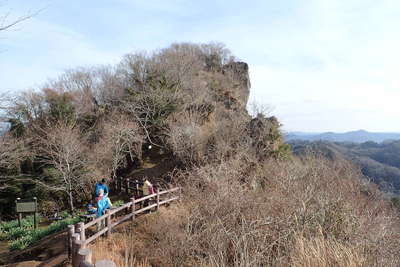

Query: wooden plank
left=134, top=203, right=157, bottom=214
left=80, top=187, right=180, bottom=246
left=158, top=187, right=180, bottom=196
left=106, top=210, right=111, bottom=237
left=77, top=248, right=92, bottom=263
left=95, top=260, right=116, bottom=267
left=85, top=227, right=108, bottom=245
left=134, top=193, right=157, bottom=203
left=156, top=188, right=160, bottom=210
left=67, top=225, right=75, bottom=259
left=109, top=203, right=131, bottom=215
left=84, top=213, right=108, bottom=229
left=131, top=197, right=135, bottom=221
left=159, top=196, right=179, bottom=206
left=16, top=202, right=36, bottom=213
left=78, top=222, right=86, bottom=241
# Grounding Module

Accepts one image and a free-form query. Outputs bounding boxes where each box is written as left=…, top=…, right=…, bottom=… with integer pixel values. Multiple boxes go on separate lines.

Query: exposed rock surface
left=222, top=61, right=251, bottom=105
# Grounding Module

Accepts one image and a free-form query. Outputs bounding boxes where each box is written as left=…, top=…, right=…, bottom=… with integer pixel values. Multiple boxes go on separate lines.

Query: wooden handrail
left=133, top=193, right=157, bottom=203
left=158, top=187, right=180, bottom=195
left=110, top=213, right=132, bottom=228
left=159, top=196, right=179, bottom=206
left=84, top=214, right=107, bottom=230
left=109, top=202, right=131, bottom=215
left=134, top=203, right=158, bottom=214
left=85, top=227, right=108, bottom=244
left=71, top=186, right=180, bottom=251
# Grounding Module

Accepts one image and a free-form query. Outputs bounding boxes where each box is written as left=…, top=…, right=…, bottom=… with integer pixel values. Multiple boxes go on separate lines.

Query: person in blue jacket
left=96, top=189, right=110, bottom=217
left=96, top=188, right=110, bottom=230
left=95, top=178, right=109, bottom=197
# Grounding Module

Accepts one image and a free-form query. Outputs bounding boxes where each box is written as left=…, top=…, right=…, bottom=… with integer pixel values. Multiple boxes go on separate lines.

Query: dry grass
left=89, top=228, right=150, bottom=267
left=90, top=154, right=400, bottom=267
left=289, top=234, right=366, bottom=267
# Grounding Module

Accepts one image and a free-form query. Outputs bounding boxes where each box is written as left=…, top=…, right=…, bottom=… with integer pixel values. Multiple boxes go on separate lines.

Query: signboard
left=15, top=197, right=39, bottom=229
left=16, top=201, right=37, bottom=213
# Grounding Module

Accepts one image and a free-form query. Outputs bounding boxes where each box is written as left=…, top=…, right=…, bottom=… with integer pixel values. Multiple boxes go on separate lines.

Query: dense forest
left=1, top=43, right=400, bottom=266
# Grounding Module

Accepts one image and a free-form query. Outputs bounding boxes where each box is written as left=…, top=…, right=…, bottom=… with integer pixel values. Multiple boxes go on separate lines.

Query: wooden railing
left=68, top=187, right=181, bottom=267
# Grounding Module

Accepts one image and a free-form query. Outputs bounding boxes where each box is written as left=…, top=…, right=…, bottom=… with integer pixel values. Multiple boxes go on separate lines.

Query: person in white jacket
left=142, top=179, right=154, bottom=208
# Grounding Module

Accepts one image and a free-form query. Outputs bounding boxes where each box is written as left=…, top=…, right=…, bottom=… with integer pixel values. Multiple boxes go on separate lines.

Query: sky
left=1, top=0, right=400, bottom=132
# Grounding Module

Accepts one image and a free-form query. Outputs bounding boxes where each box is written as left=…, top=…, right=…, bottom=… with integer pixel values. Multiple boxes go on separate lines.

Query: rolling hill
left=286, top=129, right=400, bottom=143
left=289, top=139, right=400, bottom=194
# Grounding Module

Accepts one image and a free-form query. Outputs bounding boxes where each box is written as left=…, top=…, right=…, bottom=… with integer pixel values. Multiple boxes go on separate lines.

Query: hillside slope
left=290, top=140, right=400, bottom=194
left=1, top=43, right=400, bottom=266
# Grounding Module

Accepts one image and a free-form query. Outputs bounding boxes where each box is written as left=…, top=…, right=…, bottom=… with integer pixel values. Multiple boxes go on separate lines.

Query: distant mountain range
left=286, top=130, right=400, bottom=143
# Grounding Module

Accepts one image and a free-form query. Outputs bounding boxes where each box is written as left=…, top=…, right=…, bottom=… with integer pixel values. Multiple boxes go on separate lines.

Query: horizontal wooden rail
left=159, top=196, right=179, bottom=206
left=110, top=213, right=132, bottom=228
left=158, top=187, right=180, bottom=196
left=109, top=202, right=131, bottom=215
left=134, top=203, right=158, bottom=214
left=69, top=186, right=180, bottom=266
left=133, top=193, right=157, bottom=203
left=85, top=227, right=108, bottom=245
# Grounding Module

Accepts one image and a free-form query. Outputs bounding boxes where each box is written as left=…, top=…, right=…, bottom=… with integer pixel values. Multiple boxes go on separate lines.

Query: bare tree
left=35, top=122, right=87, bottom=212
left=93, top=114, right=144, bottom=181
left=0, top=134, right=28, bottom=171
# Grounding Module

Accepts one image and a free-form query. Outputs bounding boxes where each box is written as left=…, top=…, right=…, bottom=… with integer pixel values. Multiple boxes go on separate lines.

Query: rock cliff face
left=222, top=62, right=251, bottom=106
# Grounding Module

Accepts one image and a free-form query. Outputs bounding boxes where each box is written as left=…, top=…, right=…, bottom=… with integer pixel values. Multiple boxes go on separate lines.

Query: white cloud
left=1, top=0, right=400, bottom=132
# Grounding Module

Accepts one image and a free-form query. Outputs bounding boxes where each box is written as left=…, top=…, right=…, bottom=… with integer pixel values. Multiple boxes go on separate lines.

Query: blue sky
left=1, top=0, right=400, bottom=132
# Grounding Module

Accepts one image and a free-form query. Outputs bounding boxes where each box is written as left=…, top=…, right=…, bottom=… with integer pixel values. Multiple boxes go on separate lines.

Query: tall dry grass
left=89, top=228, right=150, bottom=267
left=91, top=154, right=400, bottom=267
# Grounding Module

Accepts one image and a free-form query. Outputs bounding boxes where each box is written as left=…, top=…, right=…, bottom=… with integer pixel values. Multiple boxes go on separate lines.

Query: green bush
left=0, top=215, right=41, bottom=240
left=8, top=235, right=33, bottom=251
left=8, top=215, right=82, bottom=251
left=113, top=200, right=124, bottom=207
left=5, top=227, right=30, bottom=240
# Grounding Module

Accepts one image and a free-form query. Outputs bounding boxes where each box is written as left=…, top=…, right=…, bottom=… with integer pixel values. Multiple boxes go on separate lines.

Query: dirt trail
left=0, top=230, right=68, bottom=266
left=128, top=153, right=177, bottom=183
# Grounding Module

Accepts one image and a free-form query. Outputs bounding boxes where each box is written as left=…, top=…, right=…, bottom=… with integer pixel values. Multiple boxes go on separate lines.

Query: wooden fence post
left=106, top=209, right=111, bottom=237
left=78, top=222, right=86, bottom=242
left=33, top=197, right=38, bottom=229
left=95, top=260, right=116, bottom=267
left=134, top=180, right=139, bottom=197
left=75, top=222, right=81, bottom=237
left=71, top=233, right=81, bottom=267
left=81, top=261, right=94, bottom=267
left=125, top=178, right=129, bottom=195
left=130, top=197, right=135, bottom=221
left=73, top=240, right=86, bottom=267
left=77, top=248, right=92, bottom=266
left=68, top=224, right=75, bottom=259
left=157, top=188, right=160, bottom=210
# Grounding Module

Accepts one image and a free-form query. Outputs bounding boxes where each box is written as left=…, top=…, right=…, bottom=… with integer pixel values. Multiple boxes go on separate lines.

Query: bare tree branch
left=0, top=3, right=44, bottom=32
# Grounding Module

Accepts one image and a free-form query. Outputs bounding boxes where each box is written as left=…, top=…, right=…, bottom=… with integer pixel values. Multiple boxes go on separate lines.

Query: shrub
left=0, top=215, right=41, bottom=238
left=8, top=215, right=81, bottom=251
left=101, top=155, right=400, bottom=266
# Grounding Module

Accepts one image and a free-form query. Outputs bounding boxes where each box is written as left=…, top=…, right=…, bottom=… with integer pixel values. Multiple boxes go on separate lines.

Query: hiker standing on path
left=142, top=179, right=154, bottom=207
left=96, top=189, right=110, bottom=230
left=142, top=179, right=154, bottom=197
left=96, top=189, right=110, bottom=217
left=95, top=178, right=109, bottom=197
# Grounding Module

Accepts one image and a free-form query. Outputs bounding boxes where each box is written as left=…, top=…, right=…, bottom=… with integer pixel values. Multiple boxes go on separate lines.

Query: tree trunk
left=69, top=190, right=74, bottom=213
